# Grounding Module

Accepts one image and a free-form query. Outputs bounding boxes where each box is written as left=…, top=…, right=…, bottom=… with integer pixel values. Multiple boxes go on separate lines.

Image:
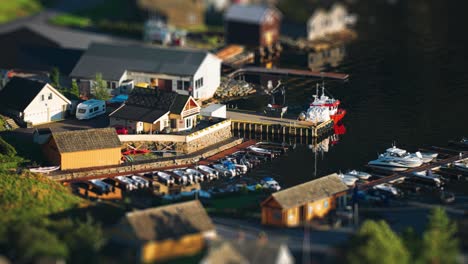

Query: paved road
left=212, top=216, right=353, bottom=255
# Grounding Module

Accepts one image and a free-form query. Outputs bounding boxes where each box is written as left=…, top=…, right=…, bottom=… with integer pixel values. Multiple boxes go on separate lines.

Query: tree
left=347, top=220, right=410, bottom=264
left=402, top=227, right=421, bottom=263
left=0, top=136, right=16, bottom=157
left=420, top=207, right=459, bottom=264
left=50, top=67, right=61, bottom=89
left=93, top=73, right=110, bottom=101
left=62, top=216, right=106, bottom=264
left=70, top=79, right=80, bottom=99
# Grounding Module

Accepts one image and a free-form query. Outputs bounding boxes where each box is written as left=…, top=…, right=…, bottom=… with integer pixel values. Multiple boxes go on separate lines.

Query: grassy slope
left=0, top=0, right=43, bottom=24
left=0, top=171, right=82, bottom=223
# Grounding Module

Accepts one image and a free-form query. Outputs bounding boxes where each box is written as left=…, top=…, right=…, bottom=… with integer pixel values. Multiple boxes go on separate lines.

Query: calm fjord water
left=242, top=1, right=468, bottom=187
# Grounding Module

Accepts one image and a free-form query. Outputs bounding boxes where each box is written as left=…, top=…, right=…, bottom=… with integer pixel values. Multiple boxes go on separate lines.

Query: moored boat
left=29, top=166, right=60, bottom=174
left=344, top=170, right=372, bottom=180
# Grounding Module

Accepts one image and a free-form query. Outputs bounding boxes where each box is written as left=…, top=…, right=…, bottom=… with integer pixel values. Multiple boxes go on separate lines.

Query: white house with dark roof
left=70, top=43, right=221, bottom=100
left=0, top=77, right=71, bottom=126
left=307, top=3, right=351, bottom=41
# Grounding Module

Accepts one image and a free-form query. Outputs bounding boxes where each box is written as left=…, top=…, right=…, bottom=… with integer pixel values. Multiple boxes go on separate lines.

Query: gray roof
left=51, top=128, right=121, bottom=153
left=224, top=4, right=281, bottom=24
left=70, top=43, right=210, bottom=80
left=116, top=200, right=215, bottom=242
left=0, top=13, right=136, bottom=50
left=268, top=174, right=348, bottom=209
left=203, top=240, right=293, bottom=264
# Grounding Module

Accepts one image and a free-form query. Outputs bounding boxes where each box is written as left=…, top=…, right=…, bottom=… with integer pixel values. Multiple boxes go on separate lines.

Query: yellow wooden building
left=111, top=200, right=216, bottom=263
left=261, top=174, right=349, bottom=227
left=42, top=128, right=122, bottom=170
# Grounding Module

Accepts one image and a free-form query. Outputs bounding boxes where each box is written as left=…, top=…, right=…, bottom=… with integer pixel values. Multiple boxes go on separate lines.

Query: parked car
left=114, top=125, right=129, bottom=135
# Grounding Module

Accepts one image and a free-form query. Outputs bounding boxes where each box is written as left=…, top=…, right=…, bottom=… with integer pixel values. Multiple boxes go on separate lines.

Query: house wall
left=42, top=138, right=62, bottom=166
left=193, top=54, right=221, bottom=99
left=260, top=10, right=281, bottom=47
left=329, top=4, right=347, bottom=32
left=23, top=84, right=70, bottom=125
left=109, top=117, right=138, bottom=134
left=60, top=147, right=121, bottom=170
left=307, top=5, right=348, bottom=41
left=141, top=233, right=205, bottom=263
left=261, top=196, right=338, bottom=227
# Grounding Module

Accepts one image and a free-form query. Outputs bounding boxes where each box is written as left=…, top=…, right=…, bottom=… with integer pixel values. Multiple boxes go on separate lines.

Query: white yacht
left=373, top=183, right=399, bottom=196
left=368, top=152, right=423, bottom=171
left=411, top=170, right=443, bottom=187
left=386, top=145, right=437, bottom=163
left=344, top=170, right=372, bottom=180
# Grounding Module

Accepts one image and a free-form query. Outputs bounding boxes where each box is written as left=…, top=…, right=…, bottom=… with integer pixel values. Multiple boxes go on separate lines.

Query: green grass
left=50, top=14, right=91, bottom=27
left=0, top=0, right=43, bottom=24
left=205, top=192, right=266, bottom=219
left=0, top=171, right=82, bottom=224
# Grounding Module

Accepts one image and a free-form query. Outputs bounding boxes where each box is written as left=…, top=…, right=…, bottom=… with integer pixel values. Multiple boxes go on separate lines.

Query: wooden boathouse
left=261, top=174, right=349, bottom=227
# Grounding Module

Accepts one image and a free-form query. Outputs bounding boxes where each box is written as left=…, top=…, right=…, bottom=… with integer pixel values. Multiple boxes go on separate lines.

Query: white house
left=307, top=3, right=350, bottom=41
left=70, top=43, right=221, bottom=100
left=0, top=77, right=71, bottom=126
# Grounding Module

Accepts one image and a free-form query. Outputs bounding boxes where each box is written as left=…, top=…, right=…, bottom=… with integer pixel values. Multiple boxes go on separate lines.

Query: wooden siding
left=42, top=138, right=61, bottom=166
left=141, top=233, right=205, bottom=262
left=60, top=147, right=121, bottom=170
left=260, top=10, right=281, bottom=47
left=261, top=196, right=338, bottom=227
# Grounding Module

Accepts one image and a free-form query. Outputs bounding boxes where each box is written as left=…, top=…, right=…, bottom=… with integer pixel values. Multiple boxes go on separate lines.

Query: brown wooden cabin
left=137, top=0, right=205, bottom=28
left=111, top=200, right=216, bottom=263
left=261, top=173, right=349, bottom=227
left=42, top=128, right=122, bottom=170
left=224, top=4, right=282, bottom=48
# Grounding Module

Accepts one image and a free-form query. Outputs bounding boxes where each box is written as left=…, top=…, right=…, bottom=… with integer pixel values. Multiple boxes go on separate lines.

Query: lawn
left=0, top=0, right=55, bottom=24
left=205, top=192, right=267, bottom=219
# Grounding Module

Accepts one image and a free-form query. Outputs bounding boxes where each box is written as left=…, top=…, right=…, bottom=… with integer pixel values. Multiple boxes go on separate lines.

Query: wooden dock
left=226, top=66, right=349, bottom=80
left=228, top=110, right=334, bottom=139
left=359, top=151, right=468, bottom=191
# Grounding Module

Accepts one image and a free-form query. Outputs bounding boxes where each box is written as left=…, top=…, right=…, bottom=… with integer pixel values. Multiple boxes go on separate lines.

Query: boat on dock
left=130, top=175, right=150, bottom=188
left=154, top=171, right=175, bottom=185
left=211, top=162, right=237, bottom=177
left=186, top=168, right=210, bottom=181
left=195, top=165, right=219, bottom=179
left=386, top=145, right=438, bottom=163
left=453, top=161, right=468, bottom=173
left=368, top=152, right=423, bottom=171
left=260, top=177, right=281, bottom=191
left=338, top=172, right=359, bottom=186
left=373, top=183, right=400, bottom=196
left=344, top=170, right=372, bottom=180
left=306, top=82, right=347, bottom=123
left=29, top=166, right=60, bottom=174
left=247, top=146, right=275, bottom=157
left=410, top=170, right=443, bottom=188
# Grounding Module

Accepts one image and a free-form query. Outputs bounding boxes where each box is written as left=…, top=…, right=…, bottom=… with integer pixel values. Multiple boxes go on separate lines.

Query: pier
left=360, top=151, right=468, bottom=190
left=226, top=66, right=349, bottom=80
left=228, top=110, right=334, bottom=141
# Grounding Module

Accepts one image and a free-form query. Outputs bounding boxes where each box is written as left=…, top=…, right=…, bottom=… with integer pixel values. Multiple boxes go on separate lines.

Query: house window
left=111, top=82, right=117, bottom=89
left=308, top=205, right=314, bottom=215
left=184, top=81, right=190, bottom=90
left=324, top=200, right=329, bottom=209
left=48, top=93, right=53, bottom=100
left=185, top=118, right=192, bottom=128
left=195, top=77, right=204, bottom=88
left=177, top=80, right=183, bottom=90
left=106, top=81, right=111, bottom=89
left=41, top=94, right=45, bottom=101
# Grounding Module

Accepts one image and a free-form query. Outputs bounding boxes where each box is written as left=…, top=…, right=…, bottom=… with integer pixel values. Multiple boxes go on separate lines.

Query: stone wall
left=183, top=125, right=232, bottom=153
left=48, top=138, right=243, bottom=182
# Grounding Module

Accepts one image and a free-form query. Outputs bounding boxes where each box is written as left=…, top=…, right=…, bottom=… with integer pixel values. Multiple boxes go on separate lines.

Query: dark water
left=235, top=1, right=468, bottom=187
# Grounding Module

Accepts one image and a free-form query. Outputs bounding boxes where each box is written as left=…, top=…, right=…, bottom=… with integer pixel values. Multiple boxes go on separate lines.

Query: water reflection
left=308, top=46, right=346, bottom=71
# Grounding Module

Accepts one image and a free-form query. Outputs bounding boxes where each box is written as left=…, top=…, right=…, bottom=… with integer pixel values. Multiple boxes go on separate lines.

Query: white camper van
left=76, top=99, right=106, bottom=120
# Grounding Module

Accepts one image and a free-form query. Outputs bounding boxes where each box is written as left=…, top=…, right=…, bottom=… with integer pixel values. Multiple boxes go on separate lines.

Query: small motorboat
left=220, top=157, right=248, bottom=174
left=155, top=171, right=175, bottom=185
left=256, top=142, right=289, bottom=153
left=115, top=176, right=138, bottom=190
left=29, top=166, right=60, bottom=174
left=130, top=175, right=150, bottom=188
left=260, top=177, right=281, bottom=191
left=344, top=170, right=372, bottom=180
left=385, top=145, right=437, bottom=163
left=339, top=173, right=358, bottom=187
left=195, top=165, right=219, bottom=179
left=247, top=146, right=275, bottom=158
left=373, top=183, right=399, bottom=196
left=453, top=161, right=468, bottom=173
left=211, top=163, right=236, bottom=177
left=171, top=170, right=192, bottom=184
left=186, top=168, right=208, bottom=181
left=89, top=179, right=113, bottom=193
left=409, top=171, right=443, bottom=188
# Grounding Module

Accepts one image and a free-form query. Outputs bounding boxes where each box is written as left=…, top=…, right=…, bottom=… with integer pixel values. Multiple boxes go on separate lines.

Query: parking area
left=34, top=114, right=110, bottom=132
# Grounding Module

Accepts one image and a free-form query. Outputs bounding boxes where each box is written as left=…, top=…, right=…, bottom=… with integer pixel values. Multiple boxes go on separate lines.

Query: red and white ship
left=308, top=83, right=346, bottom=123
